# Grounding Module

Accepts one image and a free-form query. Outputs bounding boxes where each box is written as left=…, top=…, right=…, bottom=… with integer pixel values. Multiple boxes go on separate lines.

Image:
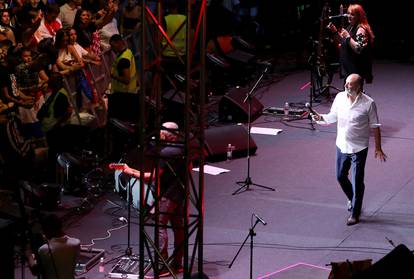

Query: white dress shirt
left=319, top=91, right=381, bottom=154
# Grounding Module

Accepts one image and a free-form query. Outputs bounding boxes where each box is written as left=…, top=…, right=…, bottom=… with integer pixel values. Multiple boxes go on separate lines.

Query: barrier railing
left=62, top=29, right=143, bottom=126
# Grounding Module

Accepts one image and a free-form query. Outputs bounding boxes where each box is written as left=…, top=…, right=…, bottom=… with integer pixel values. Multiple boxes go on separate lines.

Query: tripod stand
left=228, top=214, right=267, bottom=279
left=233, top=66, right=275, bottom=195
left=310, top=62, right=341, bottom=102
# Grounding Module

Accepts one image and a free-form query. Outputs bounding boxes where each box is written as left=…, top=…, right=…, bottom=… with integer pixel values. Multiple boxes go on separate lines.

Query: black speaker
left=204, top=125, right=257, bottom=162
left=162, top=89, right=186, bottom=127
left=219, top=87, right=264, bottom=123
left=352, top=244, right=414, bottom=279
left=0, top=219, right=15, bottom=278
left=107, top=93, right=140, bottom=123
left=20, top=181, right=62, bottom=211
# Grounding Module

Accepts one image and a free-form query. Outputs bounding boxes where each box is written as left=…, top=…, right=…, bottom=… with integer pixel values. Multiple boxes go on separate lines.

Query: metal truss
left=134, top=1, right=207, bottom=278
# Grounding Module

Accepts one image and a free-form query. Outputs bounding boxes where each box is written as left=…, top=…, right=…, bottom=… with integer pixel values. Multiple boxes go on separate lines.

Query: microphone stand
left=233, top=65, right=275, bottom=195
left=123, top=173, right=138, bottom=257
left=228, top=215, right=265, bottom=279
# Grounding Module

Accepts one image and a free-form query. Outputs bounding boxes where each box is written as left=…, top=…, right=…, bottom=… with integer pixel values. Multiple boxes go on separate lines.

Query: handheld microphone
left=253, top=213, right=267, bottom=226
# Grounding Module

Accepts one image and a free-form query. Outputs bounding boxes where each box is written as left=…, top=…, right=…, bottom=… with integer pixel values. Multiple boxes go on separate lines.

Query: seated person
left=26, top=214, right=81, bottom=279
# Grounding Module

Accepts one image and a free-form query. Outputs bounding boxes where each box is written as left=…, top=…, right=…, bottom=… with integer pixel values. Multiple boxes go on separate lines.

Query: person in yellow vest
left=162, top=0, right=186, bottom=58
left=37, top=74, right=73, bottom=136
left=37, top=73, right=74, bottom=179
left=109, top=34, right=139, bottom=94
left=161, top=0, right=188, bottom=90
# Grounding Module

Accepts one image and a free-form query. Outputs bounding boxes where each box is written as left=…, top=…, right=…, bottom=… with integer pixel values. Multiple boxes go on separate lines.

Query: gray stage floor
left=16, top=61, right=414, bottom=278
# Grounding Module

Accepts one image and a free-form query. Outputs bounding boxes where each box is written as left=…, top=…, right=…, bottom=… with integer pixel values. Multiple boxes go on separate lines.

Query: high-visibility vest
left=41, top=88, right=70, bottom=132
left=162, top=14, right=186, bottom=57
left=111, top=48, right=138, bottom=93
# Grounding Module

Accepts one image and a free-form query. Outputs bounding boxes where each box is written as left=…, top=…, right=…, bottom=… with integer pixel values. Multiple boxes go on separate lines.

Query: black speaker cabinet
left=352, top=244, right=414, bottom=279
left=162, top=89, right=186, bottom=127
left=204, top=125, right=257, bottom=162
left=0, top=219, right=15, bottom=278
left=107, top=93, right=140, bottom=123
left=219, top=87, right=264, bottom=123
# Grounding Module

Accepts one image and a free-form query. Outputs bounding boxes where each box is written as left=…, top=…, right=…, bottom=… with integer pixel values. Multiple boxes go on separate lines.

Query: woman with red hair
left=328, top=4, right=374, bottom=83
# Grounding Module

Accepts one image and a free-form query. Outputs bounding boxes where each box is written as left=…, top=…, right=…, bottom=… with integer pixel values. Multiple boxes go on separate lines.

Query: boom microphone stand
left=233, top=65, right=275, bottom=195
left=228, top=213, right=267, bottom=279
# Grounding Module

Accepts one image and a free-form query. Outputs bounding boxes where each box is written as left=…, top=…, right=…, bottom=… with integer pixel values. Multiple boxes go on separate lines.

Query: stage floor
left=15, top=61, right=414, bottom=278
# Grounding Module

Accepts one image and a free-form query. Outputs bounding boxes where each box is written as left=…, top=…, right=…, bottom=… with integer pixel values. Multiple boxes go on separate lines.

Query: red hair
left=348, top=4, right=375, bottom=44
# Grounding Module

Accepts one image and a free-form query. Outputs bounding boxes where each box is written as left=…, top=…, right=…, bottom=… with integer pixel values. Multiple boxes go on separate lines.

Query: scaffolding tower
left=134, top=1, right=207, bottom=278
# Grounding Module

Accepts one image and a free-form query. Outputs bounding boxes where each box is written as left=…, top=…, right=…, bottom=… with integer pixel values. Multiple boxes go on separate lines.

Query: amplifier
left=263, top=106, right=307, bottom=116
left=108, top=256, right=151, bottom=279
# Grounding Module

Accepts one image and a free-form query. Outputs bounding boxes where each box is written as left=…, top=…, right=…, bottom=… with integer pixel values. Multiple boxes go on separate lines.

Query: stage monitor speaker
left=204, top=125, right=257, bottom=162
left=352, top=244, right=414, bottom=279
left=219, top=87, right=264, bottom=123
left=162, top=89, right=185, bottom=127
left=0, top=219, right=15, bottom=279
left=107, top=93, right=140, bottom=123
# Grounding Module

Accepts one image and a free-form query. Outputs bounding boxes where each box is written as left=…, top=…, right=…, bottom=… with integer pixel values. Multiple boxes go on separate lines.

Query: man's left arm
left=373, top=127, right=387, bottom=162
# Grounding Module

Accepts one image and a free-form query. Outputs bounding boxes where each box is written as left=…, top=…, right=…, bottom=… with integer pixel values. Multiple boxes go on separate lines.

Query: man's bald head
left=161, top=122, right=179, bottom=141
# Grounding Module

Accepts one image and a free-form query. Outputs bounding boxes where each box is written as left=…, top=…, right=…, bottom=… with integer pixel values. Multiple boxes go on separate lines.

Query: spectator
left=120, top=0, right=141, bottom=36
left=0, top=10, right=17, bottom=45
left=68, top=27, right=100, bottom=64
left=59, top=0, right=82, bottom=29
left=15, top=47, right=48, bottom=144
left=33, top=3, right=62, bottom=43
left=72, top=7, right=113, bottom=52
left=98, top=0, right=120, bottom=50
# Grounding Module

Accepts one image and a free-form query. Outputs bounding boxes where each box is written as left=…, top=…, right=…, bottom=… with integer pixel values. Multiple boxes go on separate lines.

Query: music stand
left=232, top=66, right=276, bottom=195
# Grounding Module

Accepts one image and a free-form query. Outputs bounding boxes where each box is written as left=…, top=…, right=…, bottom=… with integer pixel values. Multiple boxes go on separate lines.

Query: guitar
left=109, top=163, right=128, bottom=171
left=109, top=162, right=138, bottom=176
left=109, top=162, right=155, bottom=181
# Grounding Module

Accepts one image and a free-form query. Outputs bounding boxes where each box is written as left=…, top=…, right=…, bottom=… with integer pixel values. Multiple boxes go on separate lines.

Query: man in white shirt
left=312, top=73, right=387, bottom=225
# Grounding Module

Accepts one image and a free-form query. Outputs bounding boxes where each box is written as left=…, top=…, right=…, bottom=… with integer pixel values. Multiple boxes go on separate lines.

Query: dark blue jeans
left=336, top=147, right=368, bottom=218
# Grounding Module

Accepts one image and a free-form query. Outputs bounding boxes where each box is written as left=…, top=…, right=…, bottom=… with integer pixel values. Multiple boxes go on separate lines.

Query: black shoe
left=346, top=215, right=359, bottom=226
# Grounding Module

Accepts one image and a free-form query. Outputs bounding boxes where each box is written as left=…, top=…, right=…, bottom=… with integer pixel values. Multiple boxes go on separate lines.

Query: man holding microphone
left=311, top=73, right=386, bottom=225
